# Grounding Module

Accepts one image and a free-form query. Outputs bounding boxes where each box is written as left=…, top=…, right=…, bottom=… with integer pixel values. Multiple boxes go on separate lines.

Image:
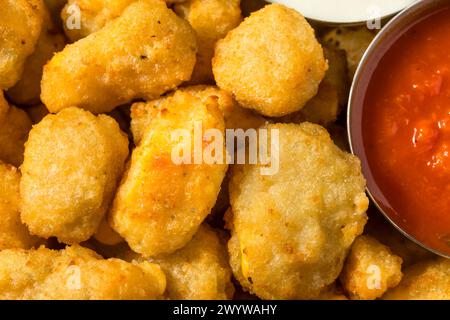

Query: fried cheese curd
left=0, top=101, right=33, bottom=167
left=130, top=224, right=234, bottom=300
left=41, top=0, right=197, bottom=114
left=7, top=8, right=65, bottom=105
left=130, top=85, right=265, bottom=145
left=110, top=91, right=227, bottom=257
left=280, top=45, right=348, bottom=127
left=0, top=245, right=166, bottom=300
left=227, top=123, right=369, bottom=299
left=153, top=225, right=234, bottom=300
left=0, top=0, right=44, bottom=90
left=174, top=0, right=242, bottom=84
left=213, top=4, right=327, bottom=117
left=0, top=162, right=39, bottom=250
left=20, top=108, right=129, bottom=244
left=323, top=27, right=375, bottom=80
left=339, top=235, right=403, bottom=300
left=61, top=0, right=136, bottom=42
left=61, top=0, right=189, bottom=42
left=383, top=258, right=450, bottom=300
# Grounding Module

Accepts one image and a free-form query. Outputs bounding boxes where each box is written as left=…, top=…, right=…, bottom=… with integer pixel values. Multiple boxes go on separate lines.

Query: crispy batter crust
left=42, top=0, right=197, bottom=114
left=20, top=107, right=129, bottom=243
left=340, top=235, right=403, bottom=300
left=0, top=245, right=166, bottom=300
left=110, top=90, right=227, bottom=257
left=227, top=123, right=368, bottom=299
left=213, top=4, right=327, bottom=117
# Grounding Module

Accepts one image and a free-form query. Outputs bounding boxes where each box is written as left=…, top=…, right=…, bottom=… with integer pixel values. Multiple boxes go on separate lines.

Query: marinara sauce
left=363, top=8, right=450, bottom=255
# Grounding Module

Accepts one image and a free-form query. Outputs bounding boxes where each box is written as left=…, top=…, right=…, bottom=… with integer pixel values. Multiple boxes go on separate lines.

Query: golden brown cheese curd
left=340, top=235, right=403, bottom=300
left=41, top=0, right=197, bottom=114
left=0, top=245, right=166, bottom=300
left=110, top=90, right=227, bottom=257
left=213, top=4, right=327, bottom=117
left=7, top=8, right=65, bottom=105
left=0, top=0, right=45, bottom=89
left=149, top=224, right=234, bottom=300
left=130, top=85, right=265, bottom=145
left=0, top=105, right=33, bottom=167
left=383, top=258, right=450, bottom=300
left=61, top=0, right=135, bottom=42
left=280, top=46, right=348, bottom=127
left=227, top=123, right=369, bottom=299
left=174, top=0, right=242, bottom=84
left=20, top=107, right=129, bottom=244
left=0, top=162, right=40, bottom=250
left=61, top=0, right=188, bottom=42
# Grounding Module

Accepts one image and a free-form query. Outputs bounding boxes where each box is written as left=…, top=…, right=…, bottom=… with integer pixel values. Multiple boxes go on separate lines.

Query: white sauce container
left=268, top=0, right=418, bottom=24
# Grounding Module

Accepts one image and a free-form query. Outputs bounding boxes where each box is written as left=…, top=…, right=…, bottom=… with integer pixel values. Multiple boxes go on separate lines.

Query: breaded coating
left=94, top=218, right=124, bottom=246
left=131, top=85, right=265, bottom=145
left=7, top=9, right=65, bottom=106
left=280, top=45, right=348, bottom=127
left=61, top=0, right=187, bottom=41
left=20, top=108, right=129, bottom=244
left=181, top=86, right=266, bottom=130
left=0, top=0, right=45, bottom=89
left=41, top=0, right=197, bottom=114
left=383, top=258, right=450, bottom=300
left=174, top=0, right=242, bottom=84
left=0, top=245, right=166, bottom=300
left=340, top=235, right=403, bottom=300
left=25, top=104, right=49, bottom=124
left=213, top=4, right=327, bottom=117
left=110, top=91, right=227, bottom=257
left=0, top=162, right=39, bottom=250
left=227, top=123, right=369, bottom=299
left=0, top=105, right=33, bottom=167
left=323, top=27, right=375, bottom=79
left=148, top=224, right=234, bottom=300
left=61, top=0, right=135, bottom=42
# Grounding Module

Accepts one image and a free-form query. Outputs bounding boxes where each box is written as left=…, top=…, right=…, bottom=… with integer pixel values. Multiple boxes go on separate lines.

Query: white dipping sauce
left=267, top=0, right=418, bottom=24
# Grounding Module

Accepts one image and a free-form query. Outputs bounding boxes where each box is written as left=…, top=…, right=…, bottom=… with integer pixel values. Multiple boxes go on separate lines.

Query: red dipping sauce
left=362, top=7, right=450, bottom=255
